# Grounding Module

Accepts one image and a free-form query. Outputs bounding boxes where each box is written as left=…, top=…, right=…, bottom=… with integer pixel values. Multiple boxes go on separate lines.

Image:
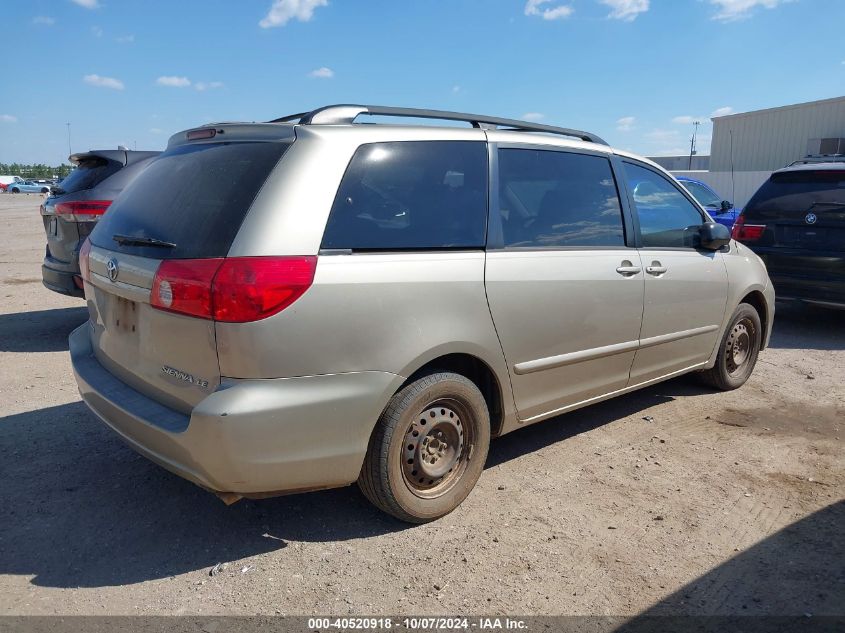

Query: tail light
left=151, top=256, right=317, bottom=323
left=78, top=238, right=92, bottom=282
left=731, top=213, right=766, bottom=243
left=54, top=200, right=112, bottom=222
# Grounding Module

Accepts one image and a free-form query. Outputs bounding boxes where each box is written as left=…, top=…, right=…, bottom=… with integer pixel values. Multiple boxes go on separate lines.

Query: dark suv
left=732, top=161, right=845, bottom=308
left=41, top=149, right=159, bottom=297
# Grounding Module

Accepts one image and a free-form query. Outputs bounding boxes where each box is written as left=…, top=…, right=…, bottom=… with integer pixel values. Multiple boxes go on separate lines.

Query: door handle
left=616, top=260, right=642, bottom=276
left=646, top=261, right=668, bottom=276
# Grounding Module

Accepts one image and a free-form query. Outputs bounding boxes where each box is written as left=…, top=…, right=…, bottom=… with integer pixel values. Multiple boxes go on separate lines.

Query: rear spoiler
left=68, top=150, right=160, bottom=167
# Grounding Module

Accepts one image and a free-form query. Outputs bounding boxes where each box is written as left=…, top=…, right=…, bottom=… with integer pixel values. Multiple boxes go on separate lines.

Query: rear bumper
left=754, top=249, right=845, bottom=307
left=42, top=263, right=84, bottom=298
left=69, top=323, right=402, bottom=495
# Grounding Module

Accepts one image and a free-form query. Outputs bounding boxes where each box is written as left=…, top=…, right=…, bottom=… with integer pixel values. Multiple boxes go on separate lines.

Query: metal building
left=710, top=95, right=845, bottom=172
left=672, top=96, right=845, bottom=207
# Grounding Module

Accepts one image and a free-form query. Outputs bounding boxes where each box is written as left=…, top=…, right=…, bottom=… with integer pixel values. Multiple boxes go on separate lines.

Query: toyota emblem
left=106, top=258, right=119, bottom=282
left=805, top=212, right=818, bottom=225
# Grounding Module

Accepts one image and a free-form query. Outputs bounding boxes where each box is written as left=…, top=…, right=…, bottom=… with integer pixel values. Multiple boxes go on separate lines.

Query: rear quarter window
left=90, top=141, right=290, bottom=259
left=321, top=141, right=488, bottom=251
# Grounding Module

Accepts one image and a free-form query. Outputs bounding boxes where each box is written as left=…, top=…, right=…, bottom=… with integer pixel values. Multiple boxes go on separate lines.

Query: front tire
left=700, top=302, right=762, bottom=390
left=358, top=371, right=490, bottom=523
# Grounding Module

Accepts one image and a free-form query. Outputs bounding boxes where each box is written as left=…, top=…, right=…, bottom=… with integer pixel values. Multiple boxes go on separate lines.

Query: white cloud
left=308, top=67, right=334, bottom=78
left=709, top=0, right=785, bottom=22
left=32, top=16, right=56, bottom=25
left=672, top=115, right=695, bottom=125
left=71, top=0, right=100, bottom=8
left=522, top=112, right=545, bottom=121
left=116, top=34, right=135, bottom=43
left=195, top=81, right=225, bottom=91
left=83, top=74, right=124, bottom=90
left=260, top=0, right=328, bottom=28
left=149, top=128, right=163, bottom=134
left=525, top=0, right=574, bottom=20
left=157, top=75, right=191, bottom=88
left=616, top=116, right=636, bottom=131
left=91, top=25, right=103, bottom=37
left=645, top=128, right=683, bottom=145
left=452, top=85, right=461, bottom=93
left=0, top=114, right=18, bottom=123
left=601, top=0, right=649, bottom=21
left=711, top=106, right=735, bottom=117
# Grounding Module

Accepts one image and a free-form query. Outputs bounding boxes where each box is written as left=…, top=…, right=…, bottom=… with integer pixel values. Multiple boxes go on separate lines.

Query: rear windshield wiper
left=113, top=234, right=177, bottom=248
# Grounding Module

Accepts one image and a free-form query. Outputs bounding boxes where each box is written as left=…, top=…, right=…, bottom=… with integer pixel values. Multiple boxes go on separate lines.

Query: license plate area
left=112, top=295, right=139, bottom=334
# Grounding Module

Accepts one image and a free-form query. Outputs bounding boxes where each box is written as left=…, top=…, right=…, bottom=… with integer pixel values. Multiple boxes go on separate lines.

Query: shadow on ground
left=0, top=307, right=87, bottom=352
left=621, top=501, right=845, bottom=625
left=768, top=301, right=845, bottom=351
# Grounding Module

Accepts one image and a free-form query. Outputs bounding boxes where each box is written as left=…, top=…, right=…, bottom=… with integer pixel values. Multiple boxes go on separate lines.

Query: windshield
left=681, top=181, right=722, bottom=208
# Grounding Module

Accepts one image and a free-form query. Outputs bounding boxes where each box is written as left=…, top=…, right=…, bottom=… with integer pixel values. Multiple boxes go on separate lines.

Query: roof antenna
left=729, top=129, right=736, bottom=205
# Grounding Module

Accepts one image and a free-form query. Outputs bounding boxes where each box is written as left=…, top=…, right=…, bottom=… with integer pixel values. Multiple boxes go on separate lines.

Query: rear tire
left=11, top=187, right=19, bottom=194
left=358, top=371, right=490, bottom=523
left=700, top=302, right=762, bottom=391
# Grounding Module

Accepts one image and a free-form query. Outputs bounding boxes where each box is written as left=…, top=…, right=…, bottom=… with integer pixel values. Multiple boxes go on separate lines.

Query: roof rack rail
left=788, top=154, right=845, bottom=166
left=268, top=104, right=608, bottom=145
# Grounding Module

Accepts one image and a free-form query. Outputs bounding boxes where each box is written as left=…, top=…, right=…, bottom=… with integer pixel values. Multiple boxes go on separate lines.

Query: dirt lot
left=1, top=193, right=843, bottom=617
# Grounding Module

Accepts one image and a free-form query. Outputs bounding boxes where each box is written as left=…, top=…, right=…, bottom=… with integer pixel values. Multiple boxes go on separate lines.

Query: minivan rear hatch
left=84, top=136, right=292, bottom=413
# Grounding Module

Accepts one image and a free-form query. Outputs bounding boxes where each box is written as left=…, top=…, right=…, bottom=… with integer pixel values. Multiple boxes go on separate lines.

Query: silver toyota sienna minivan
left=70, top=105, right=774, bottom=523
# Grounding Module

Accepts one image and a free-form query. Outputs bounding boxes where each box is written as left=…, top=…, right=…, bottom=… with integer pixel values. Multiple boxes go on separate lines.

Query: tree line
left=0, top=163, right=73, bottom=179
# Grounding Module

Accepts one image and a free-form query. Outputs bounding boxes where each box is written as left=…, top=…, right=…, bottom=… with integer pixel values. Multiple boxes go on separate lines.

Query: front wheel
left=10, top=188, right=19, bottom=194
left=358, top=371, right=490, bottom=523
left=700, top=303, right=762, bottom=390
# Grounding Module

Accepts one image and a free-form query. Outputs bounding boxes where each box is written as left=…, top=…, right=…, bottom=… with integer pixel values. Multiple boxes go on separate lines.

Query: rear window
left=321, top=141, right=487, bottom=251
left=90, top=142, right=289, bottom=259
left=59, top=158, right=121, bottom=193
left=746, top=170, right=845, bottom=215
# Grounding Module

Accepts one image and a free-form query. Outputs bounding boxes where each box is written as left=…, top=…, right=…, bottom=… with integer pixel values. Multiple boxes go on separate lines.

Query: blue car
left=7, top=179, right=51, bottom=194
left=676, top=176, right=738, bottom=230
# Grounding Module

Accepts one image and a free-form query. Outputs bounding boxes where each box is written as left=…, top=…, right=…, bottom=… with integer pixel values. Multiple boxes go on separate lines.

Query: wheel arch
left=399, top=350, right=510, bottom=438
left=739, top=290, right=769, bottom=349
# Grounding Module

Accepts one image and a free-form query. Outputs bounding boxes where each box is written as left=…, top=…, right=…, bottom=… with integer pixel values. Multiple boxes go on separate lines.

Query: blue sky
left=1, top=0, right=843, bottom=164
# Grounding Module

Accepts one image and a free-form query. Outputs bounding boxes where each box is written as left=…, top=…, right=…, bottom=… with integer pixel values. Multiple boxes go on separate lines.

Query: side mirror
left=720, top=200, right=734, bottom=211
left=699, top=222, right=731, bottom=250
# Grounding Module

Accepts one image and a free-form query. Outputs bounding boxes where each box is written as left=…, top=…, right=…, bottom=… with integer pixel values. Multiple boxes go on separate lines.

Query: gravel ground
left=1, top=193, right=843, bottom=617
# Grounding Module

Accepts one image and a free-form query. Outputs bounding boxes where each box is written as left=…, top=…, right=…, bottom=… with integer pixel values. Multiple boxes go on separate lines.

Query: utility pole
left=688, top=120, right=700, bottom=170
left=66, top=122, right=72, bottom=158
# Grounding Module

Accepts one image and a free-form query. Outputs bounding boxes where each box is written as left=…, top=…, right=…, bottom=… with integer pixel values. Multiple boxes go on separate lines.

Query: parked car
left=0, top=175, right=25, bottom=192
left=40, top=149, right=159, bottom=297
left=676, top=176, right=738, bottom=229
left=6, top=179, right=51, bottom=194
left=732, top=160, right=844, bottom=308
left=70, top=105, right=774, bottom=523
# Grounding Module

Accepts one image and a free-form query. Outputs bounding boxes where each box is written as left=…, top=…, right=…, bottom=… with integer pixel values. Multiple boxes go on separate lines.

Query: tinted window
left=681, top=181, right=722, bottom=208
left=59, top=158, right=121, bottom=193
left=321, top=141, right=487, bottom=250
left=91, top=142, right=289, bottom=259
left=497, top=149, right=625, bottom=248
left=745, top=169, right=845, bottom=218
left=624, top=162, right=704, bottom=248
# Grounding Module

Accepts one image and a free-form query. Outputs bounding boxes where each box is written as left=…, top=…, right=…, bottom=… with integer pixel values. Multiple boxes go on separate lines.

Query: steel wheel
left=401, top=398, right=473, bottom=499
left=725, top=317, right=755, bottom=376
